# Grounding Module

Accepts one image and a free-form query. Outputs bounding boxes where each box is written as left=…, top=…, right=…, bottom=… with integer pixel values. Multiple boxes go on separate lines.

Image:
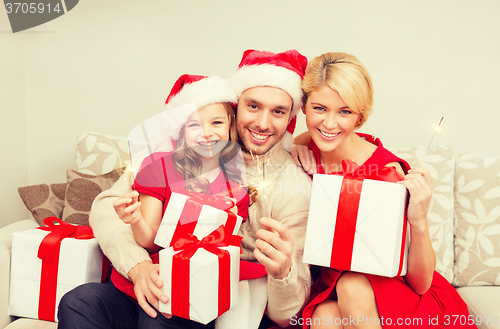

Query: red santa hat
left=229, top=49, right=308, bottom=135
left=163, top=74, right=237, bottom=140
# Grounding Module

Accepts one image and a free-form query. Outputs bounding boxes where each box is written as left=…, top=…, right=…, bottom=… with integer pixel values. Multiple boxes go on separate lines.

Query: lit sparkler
left=250, top=150, right=272, bottom=204
left=427, top=116, right=444, bottom=150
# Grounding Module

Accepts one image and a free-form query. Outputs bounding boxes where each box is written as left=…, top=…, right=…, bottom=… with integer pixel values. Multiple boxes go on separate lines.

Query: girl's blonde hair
left=171, top=102, right=244, bottom=193
left=302, top=52, right=374, bottom=128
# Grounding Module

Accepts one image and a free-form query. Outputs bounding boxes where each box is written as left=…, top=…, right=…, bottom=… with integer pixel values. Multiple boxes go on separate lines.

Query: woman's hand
left=290, top=144, right=317, bottom=175
left=398, top=167, right=436, bottom=294
left=398, top=167, right=433, bottom=230
left=113, top=190, right=144, bottom=225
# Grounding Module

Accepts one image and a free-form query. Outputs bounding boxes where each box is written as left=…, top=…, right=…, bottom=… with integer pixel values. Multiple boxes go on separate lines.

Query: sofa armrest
left=0, top=219, right=39, bottom=328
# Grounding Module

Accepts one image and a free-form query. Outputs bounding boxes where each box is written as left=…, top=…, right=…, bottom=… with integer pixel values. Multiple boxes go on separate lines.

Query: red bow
left=172, top=225, right=242, bottom=259
left=170, top=225, right=241, bottom=319
left=170, top=191, right=239, bottom=247
left=341, top=159, right=404, bottom=183
left=38, top=217, right=94, bottom=263
left=35, top=217, right=96, bottom=322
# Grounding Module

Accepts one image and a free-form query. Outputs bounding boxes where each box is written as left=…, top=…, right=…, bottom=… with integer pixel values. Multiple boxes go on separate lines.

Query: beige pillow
left=18, top=183, right=67, bottom=226
left=76, top=132, right=130, bottom=175
left=390, top=145, right=455, bottom=283
left=453, top=152, right=500, bottom=287
left=62, top=169, right=123, bottom=226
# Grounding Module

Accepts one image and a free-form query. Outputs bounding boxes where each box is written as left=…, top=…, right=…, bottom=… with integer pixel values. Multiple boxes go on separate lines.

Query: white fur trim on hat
left=229, top=64, right=303, bottom=118
left=163, top=76, right=237, bottom=140
left=280, top=131, right=295, bottom=153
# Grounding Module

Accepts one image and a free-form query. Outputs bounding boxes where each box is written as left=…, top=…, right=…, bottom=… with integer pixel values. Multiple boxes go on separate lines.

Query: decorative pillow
left=62, top=169, right=123, bottom=226
left=18, top=183, right=67, bottom=226
left=76, top=132, right=129, bottom=175
left=390, top=145, right=455, bottom=283
left=453, top=152, right=500, bottom=287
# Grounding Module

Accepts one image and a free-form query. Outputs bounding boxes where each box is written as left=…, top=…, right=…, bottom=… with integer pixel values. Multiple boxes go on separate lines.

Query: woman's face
left=183, top=103, right=230, bottom=160
left=304, top=85, right=361, bottom=154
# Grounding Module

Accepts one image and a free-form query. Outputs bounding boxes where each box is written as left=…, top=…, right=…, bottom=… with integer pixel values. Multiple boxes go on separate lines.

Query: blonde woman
left=292, top=53, right=475, bottom=329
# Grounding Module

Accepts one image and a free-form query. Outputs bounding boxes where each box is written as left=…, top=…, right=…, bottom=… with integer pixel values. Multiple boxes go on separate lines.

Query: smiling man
left=225, top=49, right=313, bottom=328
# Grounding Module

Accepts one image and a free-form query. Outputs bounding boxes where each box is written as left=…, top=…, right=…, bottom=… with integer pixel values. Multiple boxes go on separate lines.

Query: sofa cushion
left=61, top=169, right=123, bottom=226
left=456, top=286, right=500, bottom=329
left=17, top=184, right=67, bottom=226
left=454, top=152, right=500, bottom=287
left=76, top=132, right=130, bottom=175
left=390, top=145, right=455, bottom=283
left=4, top=317, right=58, bottom=329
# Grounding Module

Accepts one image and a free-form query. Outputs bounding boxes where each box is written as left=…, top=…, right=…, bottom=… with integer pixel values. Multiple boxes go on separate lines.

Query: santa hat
left=229, top=49, right=307, bottom=135
left=148, top=74, right=236, bottom=153
left=162, top=74, right=237, bottom=140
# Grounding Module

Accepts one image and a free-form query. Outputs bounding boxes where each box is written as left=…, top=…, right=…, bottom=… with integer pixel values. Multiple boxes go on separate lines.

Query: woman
left=292, top=52, right=475, bottom=328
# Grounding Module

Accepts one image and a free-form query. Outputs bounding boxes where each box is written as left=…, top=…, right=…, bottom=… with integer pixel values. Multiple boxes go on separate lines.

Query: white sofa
left=1, top=133, right=500, bottom=329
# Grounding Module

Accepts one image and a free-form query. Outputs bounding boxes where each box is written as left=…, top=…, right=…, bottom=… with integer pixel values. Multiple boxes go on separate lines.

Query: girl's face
left=304, top=85, right=361, bottom=154
left=184, top=103, right=230, bottom=160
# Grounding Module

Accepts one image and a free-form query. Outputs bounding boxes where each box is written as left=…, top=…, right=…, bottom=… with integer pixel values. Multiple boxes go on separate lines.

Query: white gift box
left=159, top=245, right=240, bottom=324
left=303, top=173, right=409, bottom=277
left=154, top=192, right=243, bottom=248
left=9, top=228, right=103, bottom=322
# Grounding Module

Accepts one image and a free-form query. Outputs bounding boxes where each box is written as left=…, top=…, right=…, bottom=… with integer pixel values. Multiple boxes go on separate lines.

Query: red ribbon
left=330, top=160, right=408, bottom=276
left=170, top=225, right=242, bottom=320
left=36, top=217, right=106, bottom=322
left=169, top=191, right=238, bottom=247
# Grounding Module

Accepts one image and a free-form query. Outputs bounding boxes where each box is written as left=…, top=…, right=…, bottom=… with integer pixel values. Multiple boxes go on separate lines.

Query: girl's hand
left=113, top=190, right=144, bottom=225
left=290, top=144, right=317, bottom=175
left=398, top=167, right=433, bottom=229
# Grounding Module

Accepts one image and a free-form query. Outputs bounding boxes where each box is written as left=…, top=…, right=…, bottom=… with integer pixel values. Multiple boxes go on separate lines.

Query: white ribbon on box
left=303, top=174, right=409, bottom=277
left=154, top=192, right=242, bottom=248
left=159, top=245, right=240, bottom=324
left=9, top=228, right=103, bottom=322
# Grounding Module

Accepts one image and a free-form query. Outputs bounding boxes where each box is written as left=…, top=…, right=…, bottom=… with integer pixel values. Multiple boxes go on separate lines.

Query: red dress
left=301, top=133, right=476, bottom=328
left=111, top=151, right=252, bottom=299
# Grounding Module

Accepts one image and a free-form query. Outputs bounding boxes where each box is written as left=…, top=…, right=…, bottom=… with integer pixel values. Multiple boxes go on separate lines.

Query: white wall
left=1, top=0, right=500, bottom=227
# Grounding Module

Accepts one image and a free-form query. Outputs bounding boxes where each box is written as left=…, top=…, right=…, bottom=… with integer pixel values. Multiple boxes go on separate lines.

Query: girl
left=292, top=53, right=475, bottom=328
left=112, top=74, right=249, bottom=329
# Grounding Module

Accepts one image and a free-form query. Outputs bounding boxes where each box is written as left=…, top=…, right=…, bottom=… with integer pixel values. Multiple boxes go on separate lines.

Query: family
left=57, top=49, right=475, bottom=329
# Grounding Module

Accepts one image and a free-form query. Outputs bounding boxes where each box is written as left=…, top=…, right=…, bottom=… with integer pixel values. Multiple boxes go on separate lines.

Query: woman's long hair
left=171, top=102, right=246, bottom=194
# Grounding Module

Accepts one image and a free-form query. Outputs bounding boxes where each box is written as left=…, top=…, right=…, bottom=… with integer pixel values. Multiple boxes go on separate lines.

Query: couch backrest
left=391, top=145, right=456, bottom=283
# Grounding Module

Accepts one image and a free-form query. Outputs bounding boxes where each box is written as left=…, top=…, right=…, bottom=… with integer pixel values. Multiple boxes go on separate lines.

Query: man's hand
left=128, top=261, right=172, bottom=319
left=253, top=217, right=294, bottom=279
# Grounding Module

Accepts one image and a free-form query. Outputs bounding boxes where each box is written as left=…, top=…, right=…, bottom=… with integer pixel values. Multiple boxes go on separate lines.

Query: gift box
left=303, top=164, right=409, bottom=277
left=154, top=191, right=243, bottom=249
left=159, top=226, right=240, bottom=324
left=9, top=218, right=105, bottom=322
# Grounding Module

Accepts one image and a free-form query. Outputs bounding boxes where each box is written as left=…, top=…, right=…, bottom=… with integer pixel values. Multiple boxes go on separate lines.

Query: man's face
left=236, top=86, right=293, bottom=155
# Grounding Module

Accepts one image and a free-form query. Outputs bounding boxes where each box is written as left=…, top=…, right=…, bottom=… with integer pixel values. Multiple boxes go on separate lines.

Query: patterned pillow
left=453, top=152, right=500, bottom=287
left=61, top=169, right=123, bottom=226
left=389, top=145, right=455, bottom=283
left=18, top=183, right=67, bottom=226
left=76, top=132, right=130, bottom=175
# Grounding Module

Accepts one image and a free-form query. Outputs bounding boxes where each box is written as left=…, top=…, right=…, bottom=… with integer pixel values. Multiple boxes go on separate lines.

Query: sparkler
left=427, top=116, right=444, bottom=150
left=250, top=150, right=271, bottom=205
left=418, top=116, right=445, bottom=168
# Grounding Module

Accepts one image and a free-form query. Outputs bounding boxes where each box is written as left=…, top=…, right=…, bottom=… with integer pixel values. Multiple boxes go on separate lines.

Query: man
left=58, top=49, right=312, bottom=329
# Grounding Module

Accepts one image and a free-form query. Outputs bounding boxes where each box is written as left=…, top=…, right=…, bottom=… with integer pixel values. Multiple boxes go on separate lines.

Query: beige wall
left=1, top=0, right=500, bottom=227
